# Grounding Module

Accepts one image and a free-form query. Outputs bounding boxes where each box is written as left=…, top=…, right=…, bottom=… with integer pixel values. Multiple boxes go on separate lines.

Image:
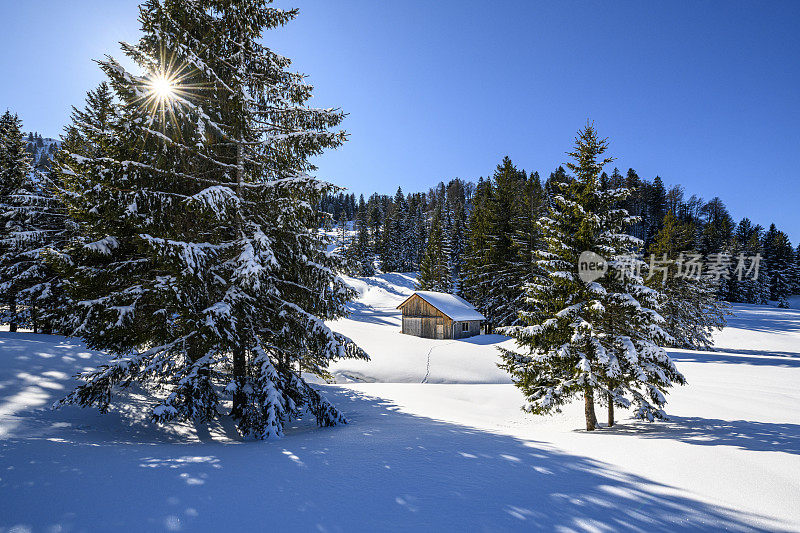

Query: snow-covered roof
left=398, top=291, right=486, bottom=321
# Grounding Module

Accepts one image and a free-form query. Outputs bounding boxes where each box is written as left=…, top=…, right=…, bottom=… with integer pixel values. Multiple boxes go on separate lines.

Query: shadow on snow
left=0, top=333, right=786, bottom=532
left=725, top=304, right=800, bottom=335
left=670, top=349, right=800, bottom=368
left=600, top=415, right=800, bottom=455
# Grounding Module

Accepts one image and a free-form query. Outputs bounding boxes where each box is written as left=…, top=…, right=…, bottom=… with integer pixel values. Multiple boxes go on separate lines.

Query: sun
left=149, top=74, right=176, bottom=101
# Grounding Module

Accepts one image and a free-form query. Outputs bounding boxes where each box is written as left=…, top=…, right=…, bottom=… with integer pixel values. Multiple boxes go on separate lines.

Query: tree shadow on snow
left=0, top=362, right=788, bottom=532
left=724, top=305, right=800, bottom=335
left=669, top=349, right=800, bottom=368
left=601, top=416, right=800, bottom=455
left=454, top=333, right=509, bottom=346
left=344, top=300, right=401, bottom=326
left=350, top=272, right=418, bottom=299
left=374, top=272, right=419, bottom=292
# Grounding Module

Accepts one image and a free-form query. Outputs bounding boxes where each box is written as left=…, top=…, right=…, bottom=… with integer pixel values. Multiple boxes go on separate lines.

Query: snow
left=400, top=290, right=487, bottom=321
left=0, top=272, right=799, bottom=530
left=329, top=273, right=510, bottom=383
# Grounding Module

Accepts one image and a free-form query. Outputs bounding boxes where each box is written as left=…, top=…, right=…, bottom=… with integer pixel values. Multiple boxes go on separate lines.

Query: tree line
left=325, top=152, right=799, bottom=332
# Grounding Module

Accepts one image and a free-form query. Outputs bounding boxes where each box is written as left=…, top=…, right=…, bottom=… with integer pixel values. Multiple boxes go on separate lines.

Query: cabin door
left=436, top=324, right=444, bottom=339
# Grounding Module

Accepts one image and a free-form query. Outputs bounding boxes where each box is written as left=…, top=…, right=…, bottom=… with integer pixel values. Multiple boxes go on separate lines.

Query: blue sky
left=1, top=1, right=798, bottom=240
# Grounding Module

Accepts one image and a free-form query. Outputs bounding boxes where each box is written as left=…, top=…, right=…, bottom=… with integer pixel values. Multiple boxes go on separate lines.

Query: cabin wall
left=452, top=320, right=482, bottom=339
left=399, top=294, right=453, bottom=339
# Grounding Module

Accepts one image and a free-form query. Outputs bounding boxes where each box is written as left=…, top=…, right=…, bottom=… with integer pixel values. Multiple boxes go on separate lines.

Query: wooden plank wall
left=399, top=294, right=453, bottom=339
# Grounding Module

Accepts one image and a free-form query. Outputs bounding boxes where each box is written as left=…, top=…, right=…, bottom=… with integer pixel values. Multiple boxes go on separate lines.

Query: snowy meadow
left=1, top=274, right=798, bottom=531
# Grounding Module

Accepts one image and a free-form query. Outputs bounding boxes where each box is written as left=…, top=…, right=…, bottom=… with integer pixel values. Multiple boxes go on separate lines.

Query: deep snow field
left=1, top=274, right=799, bottom=532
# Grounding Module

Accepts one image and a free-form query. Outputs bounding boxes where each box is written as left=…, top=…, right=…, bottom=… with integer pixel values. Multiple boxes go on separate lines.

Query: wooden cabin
left=397, top=291, right=486, bottom=339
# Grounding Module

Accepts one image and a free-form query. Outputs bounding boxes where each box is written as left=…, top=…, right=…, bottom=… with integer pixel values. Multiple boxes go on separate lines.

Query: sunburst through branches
left=135, top=49, right=206, bottom=135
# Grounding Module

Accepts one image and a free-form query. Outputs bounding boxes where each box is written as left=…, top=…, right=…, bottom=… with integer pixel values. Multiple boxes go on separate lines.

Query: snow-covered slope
left=1, top=272, right=799, bottom=531
left=331, top=274, right=800, bottom=530
left=326, top=273, right=513, bottom=384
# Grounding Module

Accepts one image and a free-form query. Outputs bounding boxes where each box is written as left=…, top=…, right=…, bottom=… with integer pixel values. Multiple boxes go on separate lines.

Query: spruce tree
left=0, top=111, right=33, bottom=332
left=55, top=0, right=366, bottom=439
left=0, top=162, right=73, bottom=334
left=462, top=177, right=493, bottom=323
left=384, top=187, right=410, bottom=272
left=507, top=170, right=545, bottom=322
left=486, top=157, right=526, bottom=325
left=499, top=124, right=685, bottom=431
left=411, top=201, right=427, bottom=271
left=645, top=175, right=667, bottom=248
left=352, top=195, right=375, bottom=276
left=418, top=205, right=451, bottom=292
left=647, top=211, right=728, bottom=349
left=768, top=229, right=794, bottom=307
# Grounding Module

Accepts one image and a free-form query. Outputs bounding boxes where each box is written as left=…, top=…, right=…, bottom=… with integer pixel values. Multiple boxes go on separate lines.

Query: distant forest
left=321, top=157, right=798, bottom=327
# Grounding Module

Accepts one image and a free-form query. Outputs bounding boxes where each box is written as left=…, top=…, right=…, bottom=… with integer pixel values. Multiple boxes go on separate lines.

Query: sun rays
left=132, top=47, right=208, bottom=135
left=149, top=73, right=177, bottom=101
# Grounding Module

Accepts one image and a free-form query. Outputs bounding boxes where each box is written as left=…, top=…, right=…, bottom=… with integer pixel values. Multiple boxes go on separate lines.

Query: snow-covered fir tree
left=0, top=111, right=34, bottom=331
left=55, top=0, right=367, bottom=439
left=499, top=124, right=685, bottom=431
left=0, top=161, right=73, bottom=334
left=485, top=157, right=527, bottom=325
left=647, top=211, right=729, bottom=350
left=506, top=170, right=545, bottom=322
left=382, top=187, right=411, bottom=272
left=461, top=176, right=493, bottom=320
left=345, top=195, right=375, bottom=276
left=763, top=226, right=794, bottom=307
left=418, top=205, right=451, bottom=292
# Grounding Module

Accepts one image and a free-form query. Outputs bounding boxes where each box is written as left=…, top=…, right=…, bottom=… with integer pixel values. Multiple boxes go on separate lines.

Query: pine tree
left=383, top=187, right=410, bottom=272
left=699, top=197, right=734, bottom=256
left=462, top=177, right=493, bottom=318
left=55, top=0, right=367, bottom=439
left=794, top=244, right=800, bottom=296
left=351, top=195, right=375, bottom=276
left=645, top=175, right=667, bottom=249
left=647, top=211, right=728, bottom=349
left=768, top=229, right=794, bottom=307
left=623, top=168, right=645, bottom=242
left=411, top=201, right=427, bottom=271
left=507, top=170, right=545, bottom=321
left=0, top=111, right=33, bottom=332
left=486, top=157, right=526, bottom=325
left=0, top=161, right=73, bottom=334
left=500, top=124, right=685, bottom=431
left=418, top=205, right=451, bottom=292
left=729, top=219, right=767, bottom=304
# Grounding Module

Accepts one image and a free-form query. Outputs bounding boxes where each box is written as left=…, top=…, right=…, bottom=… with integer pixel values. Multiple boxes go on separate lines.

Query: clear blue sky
left=1, top=1, right=798, bottom=240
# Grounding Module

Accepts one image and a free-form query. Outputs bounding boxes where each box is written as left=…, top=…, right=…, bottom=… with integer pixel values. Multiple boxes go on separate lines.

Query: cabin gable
left=397, top=292, right=484, bottom=339
left=398, top=293, right=453, bottom=339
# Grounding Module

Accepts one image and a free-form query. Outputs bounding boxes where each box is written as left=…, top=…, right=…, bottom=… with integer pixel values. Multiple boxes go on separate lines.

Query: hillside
left=325, top=272, right=512, bottom=384
left=23, top=132, right=59, bottom=169
left=0, top=273, right=798, bottom=531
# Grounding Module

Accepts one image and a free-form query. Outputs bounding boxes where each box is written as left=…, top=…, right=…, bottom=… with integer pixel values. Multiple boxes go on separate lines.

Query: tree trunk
left=232, top=346, right=246, bottom=417
left=8, top=298, right=17, bottom=332
left=231, top=137, right=247, bottom=419
left=607, top=391, right=614, bottom=428
left=584, top=386, right=597, bottom=431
